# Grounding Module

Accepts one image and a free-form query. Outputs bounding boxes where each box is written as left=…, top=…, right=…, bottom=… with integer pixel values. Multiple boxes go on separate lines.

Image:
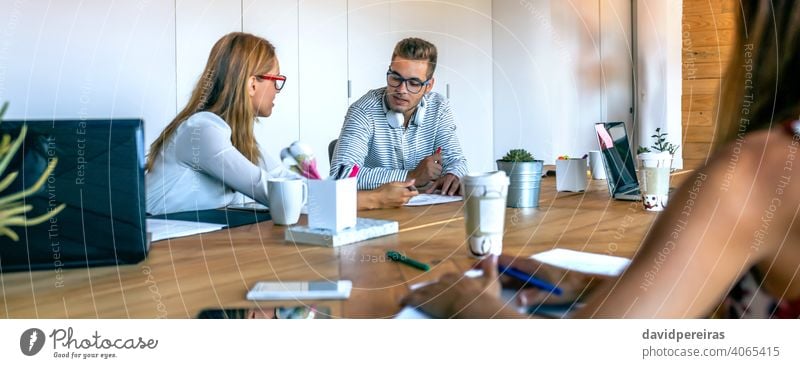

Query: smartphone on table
left=246, top=280, right=352, bottom=301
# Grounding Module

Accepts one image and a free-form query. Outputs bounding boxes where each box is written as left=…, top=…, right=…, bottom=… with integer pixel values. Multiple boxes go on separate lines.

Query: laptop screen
left=0, top=119, right=148, bottom=272
left=595, top=122, right=640, bottom=199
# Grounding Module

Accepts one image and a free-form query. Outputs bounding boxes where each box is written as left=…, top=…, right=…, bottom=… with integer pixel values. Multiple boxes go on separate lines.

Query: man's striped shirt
left=330, top=87, right=468, bottom=190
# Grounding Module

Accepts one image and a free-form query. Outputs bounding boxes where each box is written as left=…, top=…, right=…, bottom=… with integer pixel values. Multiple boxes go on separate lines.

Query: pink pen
left=348, top=165, right=360, bottom=178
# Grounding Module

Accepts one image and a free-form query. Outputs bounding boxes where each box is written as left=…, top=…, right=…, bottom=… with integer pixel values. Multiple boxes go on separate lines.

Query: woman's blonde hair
left=146, top=32, right=276, bottom=171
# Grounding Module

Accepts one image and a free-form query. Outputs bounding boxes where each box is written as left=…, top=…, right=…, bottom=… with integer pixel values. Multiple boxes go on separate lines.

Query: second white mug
left=267, top=178, right=308, bottom=225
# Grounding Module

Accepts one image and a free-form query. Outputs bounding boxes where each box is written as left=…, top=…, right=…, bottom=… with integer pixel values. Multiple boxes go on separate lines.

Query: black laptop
left=594, top=122, right=641, bottom=201
left=0, top=119, right=149, bottom=272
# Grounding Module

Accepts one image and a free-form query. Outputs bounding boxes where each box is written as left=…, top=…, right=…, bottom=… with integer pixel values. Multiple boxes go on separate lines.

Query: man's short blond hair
left=391, top=37, right=438, bottom=79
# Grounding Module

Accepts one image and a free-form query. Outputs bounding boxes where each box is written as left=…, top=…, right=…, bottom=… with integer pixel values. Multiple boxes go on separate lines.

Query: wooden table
left=1, top=176, right=665, bottom=319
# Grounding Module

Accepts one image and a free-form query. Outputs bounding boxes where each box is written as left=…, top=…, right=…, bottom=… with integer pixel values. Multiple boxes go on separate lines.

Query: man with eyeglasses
left=331, top=38, right=467, bottom=196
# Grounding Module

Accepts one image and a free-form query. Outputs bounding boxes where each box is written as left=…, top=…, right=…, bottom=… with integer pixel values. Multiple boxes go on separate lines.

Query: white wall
left=298, top=0, right=348, bottom=177
left=492, top=0, right=634, bottom=164
left=635, top=0, right=683, bottom=168
left=491, top=0, right=556, bottom=163
left=0, top=0, right=176, bottom=148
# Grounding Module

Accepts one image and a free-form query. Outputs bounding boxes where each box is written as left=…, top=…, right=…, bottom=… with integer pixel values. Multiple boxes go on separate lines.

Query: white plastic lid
left=463, top=171, right=509, bottom=187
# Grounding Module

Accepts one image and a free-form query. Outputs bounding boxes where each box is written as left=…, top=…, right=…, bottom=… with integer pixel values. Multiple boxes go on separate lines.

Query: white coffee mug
left=589, top=150, right=607, bottom=180
left=463, top=171, right=509, bottom=258
left=267, top=178, right=308, bottom=225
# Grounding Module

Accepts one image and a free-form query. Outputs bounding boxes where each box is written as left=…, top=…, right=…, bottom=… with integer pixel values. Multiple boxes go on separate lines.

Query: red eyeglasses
left=255, top=74, right=287, bottom=91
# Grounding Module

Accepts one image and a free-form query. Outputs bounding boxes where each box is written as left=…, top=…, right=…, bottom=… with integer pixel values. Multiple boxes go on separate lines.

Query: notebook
left=146, top=208, right=272, bottom=242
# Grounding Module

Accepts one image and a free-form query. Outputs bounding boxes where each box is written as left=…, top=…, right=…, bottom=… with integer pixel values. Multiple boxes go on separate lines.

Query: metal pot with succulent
left=496, top=149, right=543, bottom=208
left=0, top=102, right=65, bottom=240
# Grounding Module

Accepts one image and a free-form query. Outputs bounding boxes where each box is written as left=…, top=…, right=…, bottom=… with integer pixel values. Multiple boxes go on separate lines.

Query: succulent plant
left=0, top=101, right=66, bottom=241
left=500, top=148, right=536, bottom=162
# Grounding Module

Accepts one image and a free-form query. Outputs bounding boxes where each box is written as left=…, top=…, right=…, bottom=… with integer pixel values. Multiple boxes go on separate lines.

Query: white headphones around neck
left=387, top=94, right=427, bottom=128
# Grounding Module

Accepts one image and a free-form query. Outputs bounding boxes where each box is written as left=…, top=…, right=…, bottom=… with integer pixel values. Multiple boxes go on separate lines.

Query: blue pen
left=498, top=266, right=563, bottom=296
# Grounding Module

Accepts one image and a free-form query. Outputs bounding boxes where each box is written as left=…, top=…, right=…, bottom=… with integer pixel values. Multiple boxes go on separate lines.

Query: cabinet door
left=439, top=0, right=494, bottom=172
left=299, top=0, right=348, bottom=176
left=175, top=0, right=242, bottom=114
left=346, top=0, right=392, bottom=103
left=601, top=0, right=634, bottom=126
left=243, top=0, right=300, bottom=161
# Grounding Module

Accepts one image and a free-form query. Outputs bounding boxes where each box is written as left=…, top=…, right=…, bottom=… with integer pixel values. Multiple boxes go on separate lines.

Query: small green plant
left=0, top=101, right=66, bottom=241
left=500, top=148, right=536, bottom=162
left=638, top=128, right=679, bottom=155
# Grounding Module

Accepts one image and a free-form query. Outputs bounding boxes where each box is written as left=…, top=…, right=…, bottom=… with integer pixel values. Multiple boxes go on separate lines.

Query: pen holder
left=556, top=158, right=588, bottom=192
left=307, top=177, right=357, bottom=231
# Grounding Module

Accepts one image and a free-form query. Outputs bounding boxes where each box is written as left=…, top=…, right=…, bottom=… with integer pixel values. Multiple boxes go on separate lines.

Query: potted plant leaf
left=637, top=127, right=679, bottom=167
left=0, top=102, right=65, bottom=240
left=636, top=127, right=678, bottom=211
left=496, top=149, right=543, bottom=208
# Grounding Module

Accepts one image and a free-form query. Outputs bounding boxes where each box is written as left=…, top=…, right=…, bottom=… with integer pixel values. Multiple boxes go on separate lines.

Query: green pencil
left=386, top=250, right=430, bottom=272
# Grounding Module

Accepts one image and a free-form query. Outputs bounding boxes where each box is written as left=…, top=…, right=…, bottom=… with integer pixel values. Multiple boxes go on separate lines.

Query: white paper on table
left=395, top=288, right=522, bottom=319
left=147, top=219, right=224, bottom=242
left=531, top=248, right=631, bottom=277
left=405, top=194, right=463, bottom=207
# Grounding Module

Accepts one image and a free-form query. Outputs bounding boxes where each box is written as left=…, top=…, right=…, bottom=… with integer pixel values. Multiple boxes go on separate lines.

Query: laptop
left=0, top=119, right=149, bottom=272
left=594, top=122, right=641, bottom=201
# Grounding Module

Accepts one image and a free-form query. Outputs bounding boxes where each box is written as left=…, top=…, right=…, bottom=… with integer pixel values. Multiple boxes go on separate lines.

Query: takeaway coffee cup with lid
left=463, top=171, right=510, bottom=258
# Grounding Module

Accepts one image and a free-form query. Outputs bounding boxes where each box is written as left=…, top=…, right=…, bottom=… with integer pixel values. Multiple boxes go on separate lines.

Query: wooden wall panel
left=681, top=0, right=737, bottom=169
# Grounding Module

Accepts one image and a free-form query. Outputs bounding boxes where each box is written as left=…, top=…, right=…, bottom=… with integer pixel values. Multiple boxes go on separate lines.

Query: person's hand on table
left=425, top=173, right=462, bottom=196
left=401, top=253, right=602, bottom=318
left=485, top=254, right=602, bottom=308
left=401, top=256, right=523, bottom=318
left=375, top=179, right=418, bottom=208
left=359, top=179, right=418, bottom=210
left=407, top=152, right=443, bottom=186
